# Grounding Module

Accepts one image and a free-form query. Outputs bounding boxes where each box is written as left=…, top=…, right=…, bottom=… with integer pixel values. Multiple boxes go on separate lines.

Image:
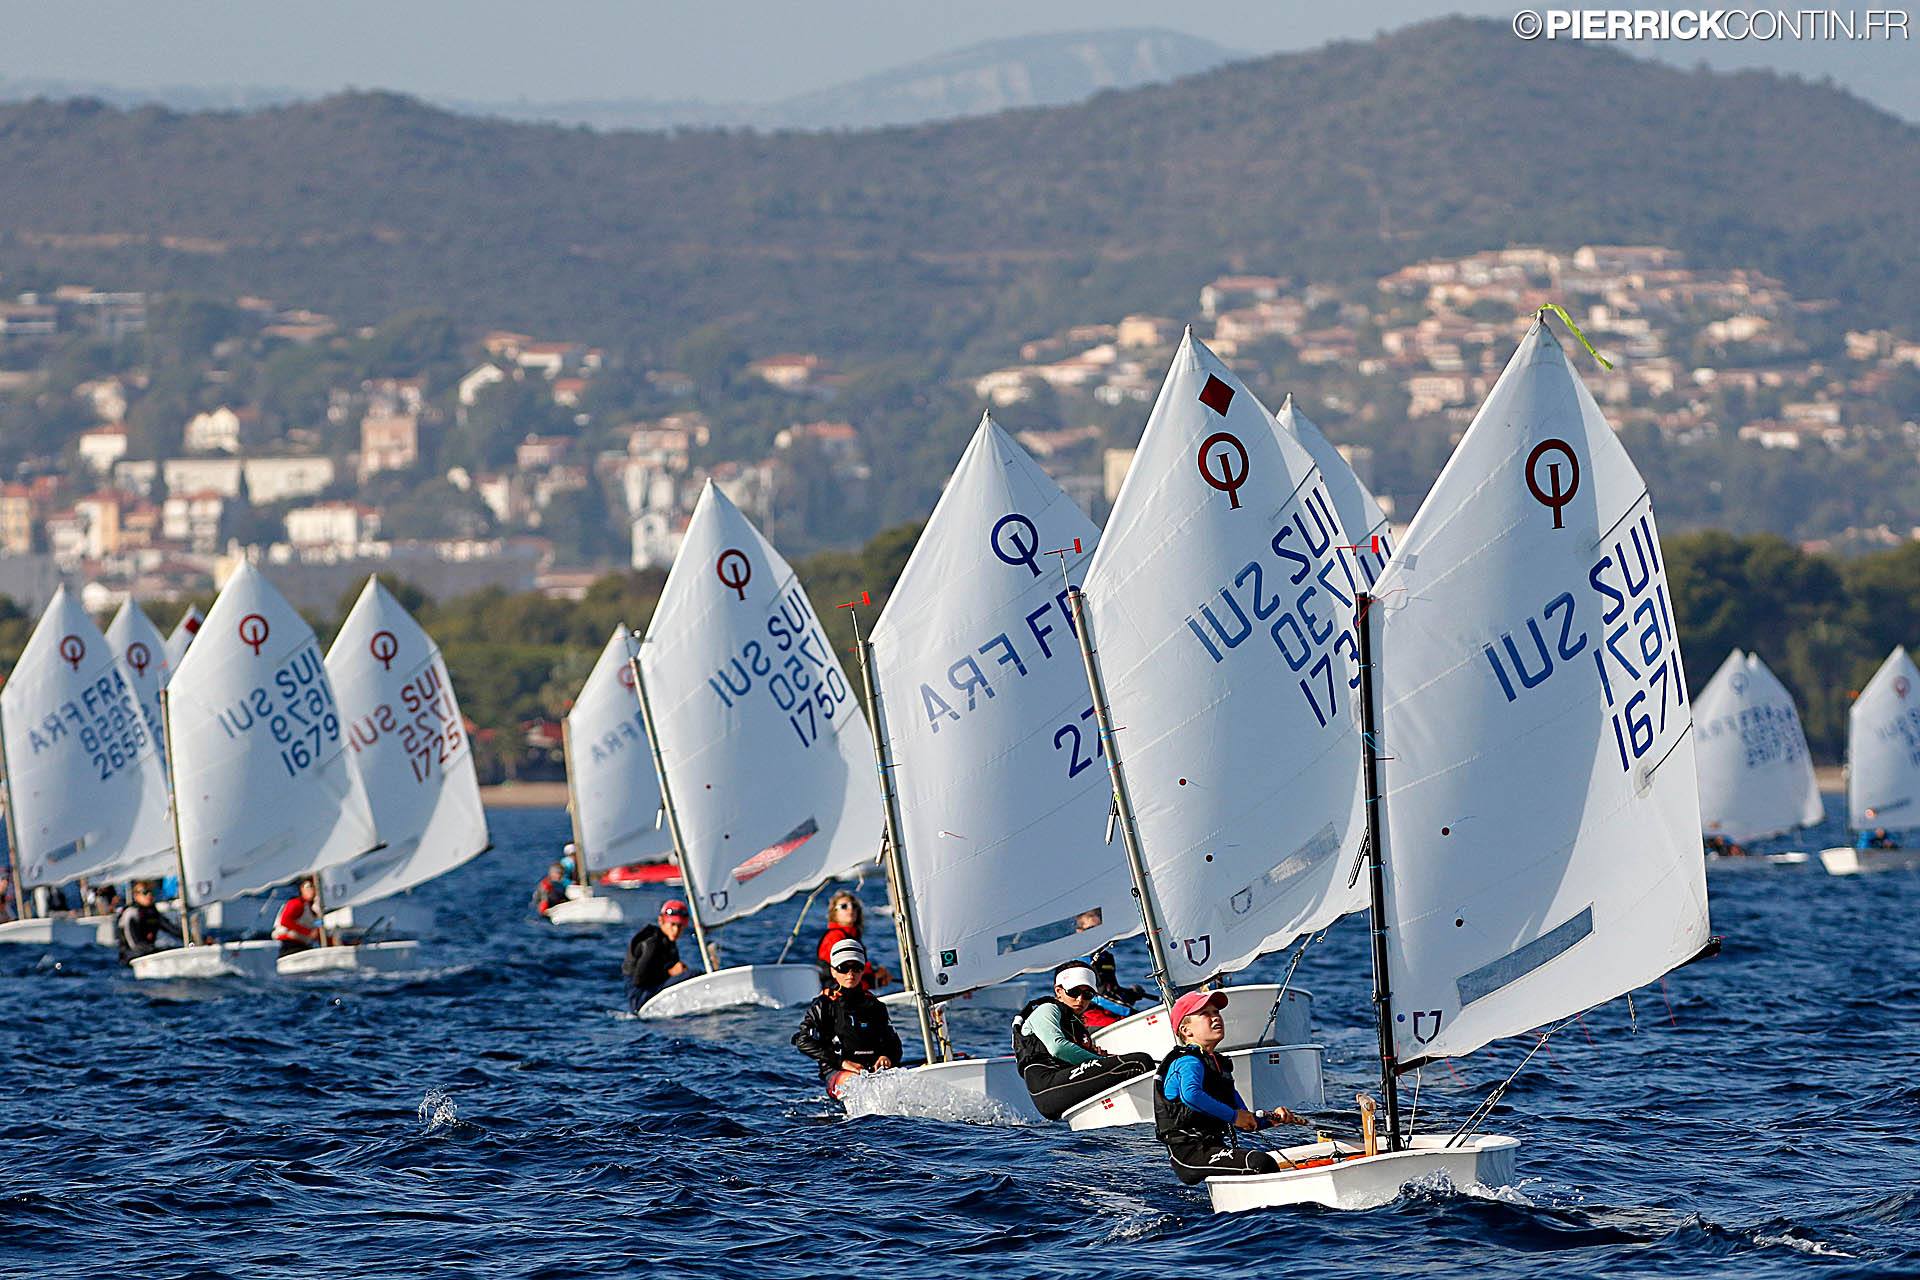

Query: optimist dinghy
left=1204, top=314, right=1713, bottom=1212
left=631, top=482, right=882, bottom=1016
left=1819, top=647, right=1920, bottom=875
left=0, top=588, right=173, bottom=946
left=288, top=577, right=492, bottom=976
left=836, top=416, right=1147, bottom=1117
left=132, top=563, right=381, bottom=981
left=1053, top=340, right=1404, bottom=1130
left=1694, top=649, right=1824, bottom=865
left=547, top=627, right=672, bottom=928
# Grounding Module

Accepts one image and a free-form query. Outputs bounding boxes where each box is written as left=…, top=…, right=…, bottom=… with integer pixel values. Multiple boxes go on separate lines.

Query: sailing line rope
left=1262, top=927, right=1328, bottom=1043
left=775, top=882, right=830, bottom=964
left=1446, top=1014, right=1578, bottom=1148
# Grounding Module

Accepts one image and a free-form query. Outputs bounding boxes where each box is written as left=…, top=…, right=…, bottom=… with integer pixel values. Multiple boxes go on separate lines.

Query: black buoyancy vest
left=1011, top=996, right=1093, bottom=1072
left=1153, top=1044, right=1239, bottom=1146
left=821, top=989, right=897, bottom=1067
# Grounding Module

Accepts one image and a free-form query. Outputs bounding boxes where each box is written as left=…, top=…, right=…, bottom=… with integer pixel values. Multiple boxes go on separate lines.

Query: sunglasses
left=833, top=961, right=865, bottom=974
left=1063, top=986, right=1096, bottom=999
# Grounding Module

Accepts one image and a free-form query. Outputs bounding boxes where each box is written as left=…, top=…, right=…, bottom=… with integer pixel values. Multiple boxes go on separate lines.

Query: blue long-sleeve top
left=1162, top=1054, right=1246, bottom=1125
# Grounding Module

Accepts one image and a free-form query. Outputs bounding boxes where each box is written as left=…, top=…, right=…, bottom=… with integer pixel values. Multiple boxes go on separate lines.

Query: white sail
left=1081, top=332, right=1369, bottom=987
left=1277, top=395, right=1393, bottom=594
left=1694, top=649, right=1824, bottom=841
left=1847, top=646, right=1920, bottom=831
left=164, top=606, right=204, bottom=668
left=565, top=626, right=670, bottom=872
left=320, top=578, right=490, bottom=908
left=870, top=415, right=1136, bottom=996
left=106, top=600, right=172, bottom=763
left=166, top=562, right=378, bottom=904
left=0, top=587, right=172, bottom=886
left=1370, top=318, right=1712, bottom=1065
left=640, top=481, right=879, bottom=927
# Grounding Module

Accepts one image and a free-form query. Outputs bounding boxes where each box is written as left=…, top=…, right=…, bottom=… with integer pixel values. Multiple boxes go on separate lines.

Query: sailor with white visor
left=1010, top=961, right=1157, bottom=1120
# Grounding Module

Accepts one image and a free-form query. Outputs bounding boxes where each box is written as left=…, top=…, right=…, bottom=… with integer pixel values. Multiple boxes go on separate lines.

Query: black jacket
left=622, top=924, right=680, bottom=992
left=1010, top=996, right=1096, bottom=1073
left=1153, top=1044, right=1240, bottom=1149
left=116, top=902, right=180, bottom=963
left=792, top=987, right=904, bottom=1081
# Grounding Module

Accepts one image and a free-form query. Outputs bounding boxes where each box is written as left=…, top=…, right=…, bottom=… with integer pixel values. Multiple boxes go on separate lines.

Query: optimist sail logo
left=238, top=614, right=271, bottom=655
left=57, top=635, right=85, bottom=670
left=715, top=549, right=752, bottom=601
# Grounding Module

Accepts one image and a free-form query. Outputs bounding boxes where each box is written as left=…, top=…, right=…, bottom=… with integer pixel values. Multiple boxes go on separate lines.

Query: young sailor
left=272, top=876, right=327, bottom=957
left=792, top=937, right=904, bottom=1098
left=115, top=881, right=181, bottom=965
left=1081, top=946, right=1148, bottom=1030
left=1012, top=963, right=1156, bottom=1120
left=622, top=900, right=693, bottom=1011
left=1154, top=989, right=1304, bottom=1184
left=532, top=863, right=571, bottom=915
left=814, top=890, right=893, bottom=991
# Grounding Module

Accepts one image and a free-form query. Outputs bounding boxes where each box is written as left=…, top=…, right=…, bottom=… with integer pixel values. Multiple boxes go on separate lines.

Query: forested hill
left=1, top=17, right=1916, bottom=364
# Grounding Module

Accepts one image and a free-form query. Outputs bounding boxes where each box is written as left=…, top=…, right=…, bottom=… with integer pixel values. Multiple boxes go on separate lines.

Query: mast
left=847, top=603, right=944, bottom=1064
left=628, top=638, right=718, bottom=973
left=1063, top=572, right=1177, bottom=1008
left=160, top=688, right=197, bottom=947
left=0, top=702, right=27, bottom=922
left=560, top=717, right=590, bottom=887
left=1355, top=592, right=1403, bottom=1151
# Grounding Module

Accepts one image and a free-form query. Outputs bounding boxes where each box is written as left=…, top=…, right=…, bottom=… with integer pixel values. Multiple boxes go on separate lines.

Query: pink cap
left=659, top=899, right=692, bottom=921
left=1170, top=988, right=1228, bottom=1031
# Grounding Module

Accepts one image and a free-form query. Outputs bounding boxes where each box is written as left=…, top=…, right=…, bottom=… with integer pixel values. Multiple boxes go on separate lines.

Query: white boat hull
left=883, top=983, right=1029, bottom=1013
left=1090, top=984, right=1309, bottom=1058
left=1064, top=1043, right=1326, bottom=1133
left=321, top=901, right=438, bottom=935
left=634, top=963, right=823, bottom=1017
left=840, top=1056, right=1044, bottom=1124
left=1820, top=845, right=1920, bottom=876
left=1706, top=851, right=1810, bottom=870
left=277, top=940, right=422, bottom=976
left=1206, top=1132, right=1521, bottom=1213
left=0, top=916, right=109, bottom=948
left=131, top=939, right=281, bottom=981
left=545, top=892, right=651, bottom=926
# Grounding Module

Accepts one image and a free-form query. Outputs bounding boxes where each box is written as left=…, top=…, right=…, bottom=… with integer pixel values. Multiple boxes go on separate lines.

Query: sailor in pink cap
left=1153, top=989, right=1306, bottom=1184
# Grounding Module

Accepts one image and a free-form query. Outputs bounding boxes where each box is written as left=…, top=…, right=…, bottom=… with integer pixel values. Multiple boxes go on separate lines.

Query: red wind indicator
left=1044, top=538, right=1084, bottom=557
left=837, top=591, right=871, bottom=610
left=1335, top=534, right=1384, bottom=557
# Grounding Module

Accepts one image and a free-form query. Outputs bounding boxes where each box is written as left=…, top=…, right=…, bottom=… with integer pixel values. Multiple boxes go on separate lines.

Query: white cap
left=829, top=938, right=868, bottom=968
left=1054, top=964, right=1098, bottom=993
left=563, top=842, right=577, bottom=856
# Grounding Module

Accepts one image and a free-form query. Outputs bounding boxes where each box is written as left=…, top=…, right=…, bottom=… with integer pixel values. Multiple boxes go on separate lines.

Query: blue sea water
left=3, top=802, right=1916, bottom=1279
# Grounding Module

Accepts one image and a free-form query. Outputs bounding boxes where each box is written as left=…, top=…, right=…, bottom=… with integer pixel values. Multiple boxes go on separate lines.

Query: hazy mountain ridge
left=0, top=28, right=1240, bottom=132
left=0, top=18, right=1915, bottom=363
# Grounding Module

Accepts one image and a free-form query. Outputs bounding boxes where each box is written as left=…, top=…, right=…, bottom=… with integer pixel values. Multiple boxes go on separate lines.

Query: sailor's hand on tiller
left=872, top=1055, right=894, bottom=1070
left=840, top=1060, right=866, bottom=1074
left=1233, top=1109, right=1260, bottom=1132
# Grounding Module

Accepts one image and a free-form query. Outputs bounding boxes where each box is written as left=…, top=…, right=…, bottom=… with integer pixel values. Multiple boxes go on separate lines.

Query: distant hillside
left=0, top=29, right=1240, bottom=132
left=0, top=17, right=1916, bottom=364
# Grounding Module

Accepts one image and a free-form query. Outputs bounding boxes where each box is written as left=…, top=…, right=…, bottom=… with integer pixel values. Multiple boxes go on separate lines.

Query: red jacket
left=274, top=896, right=321, bottom=942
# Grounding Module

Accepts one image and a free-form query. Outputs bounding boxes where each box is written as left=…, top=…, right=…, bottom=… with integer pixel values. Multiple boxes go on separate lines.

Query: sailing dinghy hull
left=634, top=963, right=822, bottom=1017
left=840, top=1056, right=1044, bottom=1124
left=1819, top=846, right=1920, bottom=876
left=1089, top=984, right=1308, bottom=1058
left=1206, top=1133, right=1521, bottom=1213
left=130, top=939, right=280, bottom=981
left=544, top=891, right=651, bottom=927
left=276, top=940, right=422, bottom=976
left=0, top=916, right=109, bottom=947
left=1063, top=1043, right=1325, bottom=1133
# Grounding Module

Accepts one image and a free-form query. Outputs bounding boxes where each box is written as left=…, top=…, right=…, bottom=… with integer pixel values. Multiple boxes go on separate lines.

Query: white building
left=245, top=456, right=337, bottom=504
left=184, top=406, right=245, bottom=454
left=76, top=426, right=129, bottom=473
left=286, top=501, right=380, bottom=552
left=631, top=510, right=688, bottom=570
